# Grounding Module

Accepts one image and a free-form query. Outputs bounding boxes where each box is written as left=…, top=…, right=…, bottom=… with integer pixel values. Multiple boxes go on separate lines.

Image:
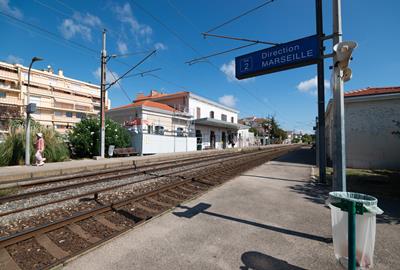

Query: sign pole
left=100, top=29, right=107, bottom=158
left=316, top=0, right=326, bottom=183
left=332, top=0, right=346, bottom=191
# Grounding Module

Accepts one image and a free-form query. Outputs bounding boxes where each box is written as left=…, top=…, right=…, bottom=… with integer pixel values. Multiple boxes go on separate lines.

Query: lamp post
left=25, top=56, right=43, bottom=166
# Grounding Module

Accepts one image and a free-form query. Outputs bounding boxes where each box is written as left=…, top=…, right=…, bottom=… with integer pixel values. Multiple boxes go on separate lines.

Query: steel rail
left=0, top=151, right=243, bottom=204
left=0, top=146, right=296, bottom=248
left=0, top=147, right=292, bottom=217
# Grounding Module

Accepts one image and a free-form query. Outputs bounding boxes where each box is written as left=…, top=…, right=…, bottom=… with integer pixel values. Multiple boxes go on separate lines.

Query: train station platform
left=61, top=147, right=399, bottom=270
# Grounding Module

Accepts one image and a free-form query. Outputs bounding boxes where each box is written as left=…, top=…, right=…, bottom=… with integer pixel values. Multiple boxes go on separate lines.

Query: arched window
left=209, top=111, right=214, bottom=118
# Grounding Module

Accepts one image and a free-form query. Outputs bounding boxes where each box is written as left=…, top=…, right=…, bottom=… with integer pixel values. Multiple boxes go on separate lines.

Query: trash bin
left=327, top=192, right=383, bottom=269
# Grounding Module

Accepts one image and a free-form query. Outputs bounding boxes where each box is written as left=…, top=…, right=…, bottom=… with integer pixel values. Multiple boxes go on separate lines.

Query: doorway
left=222, top=131, right=226, bottom=149
left=210, top=130, right=216, bottom=149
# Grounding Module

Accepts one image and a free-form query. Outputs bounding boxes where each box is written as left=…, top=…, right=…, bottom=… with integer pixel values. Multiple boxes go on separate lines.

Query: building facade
left=107, top=90, right=245, bottom=154
left=106, top=100, right=195, bottom=154
left=326, top=86, right=400, bottom=169
left=0, top=61, right=109, bottom=140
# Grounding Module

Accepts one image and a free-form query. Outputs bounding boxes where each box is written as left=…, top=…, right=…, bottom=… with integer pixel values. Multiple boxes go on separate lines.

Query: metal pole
left=332, top=0, right=346, bottom=191
left=99, top=29, right=107, bottom=158
left=25, top=62, right=33, bottom=166
left=316, top=0, right=326, bottom=183
left=348, top=201, right=356, bottom=270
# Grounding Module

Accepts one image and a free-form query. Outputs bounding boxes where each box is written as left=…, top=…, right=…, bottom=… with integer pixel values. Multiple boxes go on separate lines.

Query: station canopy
left=193, top=117, right=245, bottom=130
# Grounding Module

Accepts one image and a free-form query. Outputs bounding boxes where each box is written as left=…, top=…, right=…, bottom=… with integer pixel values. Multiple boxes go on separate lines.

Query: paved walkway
left=62, top=148, right=398, bottom=270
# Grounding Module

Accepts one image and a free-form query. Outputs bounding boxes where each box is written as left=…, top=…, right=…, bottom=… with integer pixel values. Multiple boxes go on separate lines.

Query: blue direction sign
left=235, top=35, right=319, bottom=79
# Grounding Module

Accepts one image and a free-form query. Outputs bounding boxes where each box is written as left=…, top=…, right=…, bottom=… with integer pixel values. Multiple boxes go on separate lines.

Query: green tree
left=68, top=117, right=131, bottom=158
left=269, top=117, right=287, bottom=143
left=0, top=119, right=69, bottom=166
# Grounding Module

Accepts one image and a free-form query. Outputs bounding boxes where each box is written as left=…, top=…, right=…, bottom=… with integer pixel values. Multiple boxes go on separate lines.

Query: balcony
left=0, top=96, right=22, bottom=106
left=0, top=69, right=18, bottom=81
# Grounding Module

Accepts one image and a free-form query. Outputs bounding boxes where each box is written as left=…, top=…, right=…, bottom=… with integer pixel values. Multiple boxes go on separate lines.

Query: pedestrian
left=35, top=132, right=46, bottom=166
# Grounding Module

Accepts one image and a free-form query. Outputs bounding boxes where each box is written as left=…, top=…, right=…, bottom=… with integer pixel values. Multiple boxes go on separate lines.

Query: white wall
left=238, top=129, right=255, bottom=148
left=136, top=133, right=196, bottom=154
left=326, top=96, right=400, bottom=169
left=189, top=96, right=238, bottom=123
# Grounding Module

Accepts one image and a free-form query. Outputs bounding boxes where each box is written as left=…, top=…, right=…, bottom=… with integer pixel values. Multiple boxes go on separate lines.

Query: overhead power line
left=202, top=33, right=279, bottom=46
left=106, top=50, right=157, bottom=90
left=186, top=42, right=257, bottom=65
left=205, top=0, right=275, bottom=33
left=107, top=67, right=133, bottom=102
left=0, top=11, right=97, bottom=54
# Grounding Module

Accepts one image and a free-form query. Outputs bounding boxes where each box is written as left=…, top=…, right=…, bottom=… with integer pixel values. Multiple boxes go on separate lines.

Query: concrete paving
left=62, top=148, right=399, bottom=270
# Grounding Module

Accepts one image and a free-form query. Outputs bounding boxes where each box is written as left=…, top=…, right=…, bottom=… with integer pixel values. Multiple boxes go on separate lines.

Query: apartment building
left=0, top=61, right=109, bottom=140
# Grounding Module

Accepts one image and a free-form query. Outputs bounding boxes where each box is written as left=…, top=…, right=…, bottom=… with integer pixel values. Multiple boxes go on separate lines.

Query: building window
left=155, top=125, right=164, bottom=135
left=209, top=111, right=214, bottom=119
left=30, top=96, right=41, bottom=105
left=148, top=125, right=154, bottom=134
left=76, top=112, right=86, bottom=119
left=221, top=114, right=227, bottom=121
left=66, top=111, right=73, bottom=118
left=231, top=116, right=234, bottom=123
left=176, top=127, right=184, bottom=137
left=0, top=91, right=5, bottom=98
left=196, top=107, right=201, bottom=119
left=54, top=111, right=63, bottom=117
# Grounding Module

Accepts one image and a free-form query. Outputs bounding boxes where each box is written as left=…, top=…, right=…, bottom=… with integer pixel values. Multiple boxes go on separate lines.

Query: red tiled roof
left=345, top=86, right=400, bottom=97
left=135, top=91, right=188, bottom=101
left=107, top=100, right=176, bottom=112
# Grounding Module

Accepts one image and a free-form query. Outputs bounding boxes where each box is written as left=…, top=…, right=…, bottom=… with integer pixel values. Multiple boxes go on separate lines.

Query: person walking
left=35, top=132, right=46, bottom=166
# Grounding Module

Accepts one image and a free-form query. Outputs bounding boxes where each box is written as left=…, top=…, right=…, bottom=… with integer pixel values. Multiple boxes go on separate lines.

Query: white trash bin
left=328, top=192, right=383, bottom=269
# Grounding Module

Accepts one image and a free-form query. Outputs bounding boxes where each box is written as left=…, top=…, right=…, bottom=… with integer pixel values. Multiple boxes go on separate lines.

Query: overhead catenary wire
left=204, top=0, right=275, bottom=33
left=202, top=32, right=279, bottom=46
left=186, top=42, right=258, bottom=65
left=107, top=67, right=133, bottom=102
left=106, top=50, right=157, bottom=90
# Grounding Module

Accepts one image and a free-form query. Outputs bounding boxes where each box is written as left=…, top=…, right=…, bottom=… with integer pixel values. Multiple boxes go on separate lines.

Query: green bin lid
left=328, top=192, right=383, bottom=214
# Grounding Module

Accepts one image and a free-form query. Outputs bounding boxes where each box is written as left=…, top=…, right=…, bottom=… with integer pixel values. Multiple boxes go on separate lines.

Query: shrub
left=0, top=119, right=70, bottom=166
left=68, top=117, right=131, bottom=158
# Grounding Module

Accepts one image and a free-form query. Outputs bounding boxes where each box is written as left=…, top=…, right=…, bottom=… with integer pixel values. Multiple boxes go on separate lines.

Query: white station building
left=107, top=90, right=250, bottom=154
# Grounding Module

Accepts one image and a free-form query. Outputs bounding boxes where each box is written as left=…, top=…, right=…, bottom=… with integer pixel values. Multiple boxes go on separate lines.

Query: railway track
left=0, top=145, right=299, bottom=270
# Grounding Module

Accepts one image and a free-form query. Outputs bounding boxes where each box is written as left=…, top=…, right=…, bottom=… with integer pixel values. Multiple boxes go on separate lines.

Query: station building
left=325, top=86, right=400, bottom=169
left=107, top=90, right=249, bottom=154
left=0, top=60, right=109, bottom=140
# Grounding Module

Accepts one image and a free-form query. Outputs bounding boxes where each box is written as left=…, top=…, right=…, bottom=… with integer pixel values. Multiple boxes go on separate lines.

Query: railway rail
left=0, top=145, right=299, bottom=270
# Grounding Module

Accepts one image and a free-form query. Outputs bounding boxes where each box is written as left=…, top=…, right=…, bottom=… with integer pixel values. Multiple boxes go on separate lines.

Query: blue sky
left=1, top=0, right=399, bottom=133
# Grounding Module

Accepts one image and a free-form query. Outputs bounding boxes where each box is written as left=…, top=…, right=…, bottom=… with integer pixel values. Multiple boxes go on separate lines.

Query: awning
left=193, top=118, right=242, bottom=130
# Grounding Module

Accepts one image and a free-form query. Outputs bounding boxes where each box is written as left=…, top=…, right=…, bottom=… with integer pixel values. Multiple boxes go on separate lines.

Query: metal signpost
left=235, top=35, right=319, bottom=79
left=235, top=8, right=326, bottom=184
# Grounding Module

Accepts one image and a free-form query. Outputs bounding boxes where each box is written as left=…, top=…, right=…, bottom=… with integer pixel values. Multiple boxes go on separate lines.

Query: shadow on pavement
left=240, top=251, right=307, bottom=270
left=290, top=182, right=400, bottom=224
left=274, top=146, right=316, bottom=166
left=173, top=203, right=331, bottom=244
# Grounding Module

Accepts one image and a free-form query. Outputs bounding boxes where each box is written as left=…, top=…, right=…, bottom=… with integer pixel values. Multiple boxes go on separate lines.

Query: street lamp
left=25, top=56, right=43, bottom=166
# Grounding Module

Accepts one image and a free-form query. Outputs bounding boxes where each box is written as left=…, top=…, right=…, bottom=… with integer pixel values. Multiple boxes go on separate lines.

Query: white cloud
left=296, top=76, right=330, bottom=95
left=72, top=12, right=102, bottom=28
left=154, top=42, right=167, bottom=51
left=219, top=95, right=238, bottom=107
left=117, top=41, right=128, bottom=54
left=92, top=67, right=120, bottom=86
left=59, top=12, right=102, bottom=41
left=0, top=0, right=23, bottom=19
left=113, top=3, right=152, bottom=41
left=5, top=55, right=23, bottom=64
left=59, top=19, right=92, bottom=41
left=220, top=60, right=253, bottom=83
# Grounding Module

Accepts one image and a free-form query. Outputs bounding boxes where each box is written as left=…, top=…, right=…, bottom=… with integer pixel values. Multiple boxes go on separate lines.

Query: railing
left=0, top=96, right=22, bottom=106
left=0, top=69, right=18, bottom=80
